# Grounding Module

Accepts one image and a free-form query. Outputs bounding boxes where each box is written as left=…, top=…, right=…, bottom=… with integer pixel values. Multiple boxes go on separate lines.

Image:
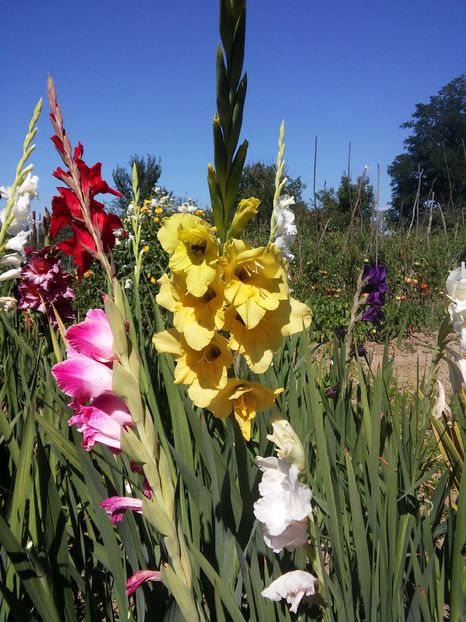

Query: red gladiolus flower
left=48, top=78, right=124, bottom=278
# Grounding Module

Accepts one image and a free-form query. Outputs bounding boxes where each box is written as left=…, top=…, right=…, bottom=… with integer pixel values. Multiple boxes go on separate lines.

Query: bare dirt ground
left=365, top=331, right=452, bottom=392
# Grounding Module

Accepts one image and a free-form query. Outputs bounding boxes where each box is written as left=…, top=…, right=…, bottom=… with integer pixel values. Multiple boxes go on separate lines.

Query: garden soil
left=365, top=331, right=453, bottom=393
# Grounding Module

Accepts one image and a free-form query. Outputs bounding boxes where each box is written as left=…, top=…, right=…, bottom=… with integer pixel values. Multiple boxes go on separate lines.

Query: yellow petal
left=152, top=328, right=183, bottom=357
left=155, top=273, right=177, bottom=312
left=281, top=297, right=312, bottom=336
left=185, top=262, right=217, bottom=297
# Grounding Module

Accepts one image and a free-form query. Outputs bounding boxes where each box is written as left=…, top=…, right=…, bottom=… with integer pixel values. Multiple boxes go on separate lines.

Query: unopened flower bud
left=267, top=417, right=305, bottom=472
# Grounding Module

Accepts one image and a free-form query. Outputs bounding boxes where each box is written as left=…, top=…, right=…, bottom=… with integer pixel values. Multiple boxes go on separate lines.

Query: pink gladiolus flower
left=126, top=570, right=161, bottom=596
left=100, top=496, right=143, bottom=524
left=68, top=392, right=133, bottom=451
left=66, top=308, right=114, bottom=363
left=52, top=354, right=113, bottom=402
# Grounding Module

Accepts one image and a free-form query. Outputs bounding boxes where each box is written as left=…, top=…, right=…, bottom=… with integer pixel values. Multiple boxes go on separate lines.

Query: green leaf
left=0, top=514, right=62, bottom=622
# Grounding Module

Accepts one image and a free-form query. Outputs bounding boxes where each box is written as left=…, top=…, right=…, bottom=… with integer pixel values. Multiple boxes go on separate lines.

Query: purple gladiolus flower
left=325, top=384, right=339, bottom=398
left=361, top=263, right=387, bottom=322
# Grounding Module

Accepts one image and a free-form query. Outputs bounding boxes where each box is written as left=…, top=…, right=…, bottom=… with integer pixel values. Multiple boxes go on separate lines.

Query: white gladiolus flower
left=18, top=173, right=39, bottom=198
left=253, top=456, right=312, bottom=553
left=261, top=570, right=318, bottom=614
left=0, top=268, right=21, bottom=282
left=0, top=173, right=37, bottom=237
left=273, top=194, right=297, bottom=262
left=267, top=417, right=305, bottom=472
left=432, top=380, right=452, bottom=420
left=446, top=263, right=466, bottom=353
left=0, top=252, right=23, bottom=267
left=6, top=230, right=29, bottom=253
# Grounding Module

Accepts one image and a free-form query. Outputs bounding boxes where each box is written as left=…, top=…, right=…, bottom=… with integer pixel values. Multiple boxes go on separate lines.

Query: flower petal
left=66, top=308, right=114, bottom=362
left=52, top=355, right=112, bottom=400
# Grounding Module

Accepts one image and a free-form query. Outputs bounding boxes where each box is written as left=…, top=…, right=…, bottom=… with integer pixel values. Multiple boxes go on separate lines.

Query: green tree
left=112, top=154, right=162, bottom=213
left=236, top=161, right=307, bottom=241
left=387, top=75, right=466, bottom=225
left=316, top=174, right=375, bottom=230
left=237, top=161, right=308, bottom=241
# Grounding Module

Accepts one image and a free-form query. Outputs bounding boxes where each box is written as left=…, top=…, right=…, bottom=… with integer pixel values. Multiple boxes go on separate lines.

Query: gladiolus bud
left=267, top=417, right=305, bottom=472
left=227, top=197, right=260, bottom=239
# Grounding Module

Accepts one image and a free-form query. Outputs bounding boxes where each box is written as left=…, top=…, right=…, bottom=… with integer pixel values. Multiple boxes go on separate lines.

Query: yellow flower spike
left=153, top=328, right=233, bottom=390
left=227, top=197, right=260, bottom=239
left=222, top=239, right=288, bottom=329
left=225, top=297, right=311, bottom=374
left=157, top=271, right=225, bottom=351
left=158, top=213, right=219, bottom=297
left=190, top=379, right=283, bottom=441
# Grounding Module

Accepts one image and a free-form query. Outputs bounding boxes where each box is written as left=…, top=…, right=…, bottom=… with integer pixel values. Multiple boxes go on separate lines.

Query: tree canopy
left=316, top=174, right=375, bottom=230
left=237, top=161, right=306, bottom=219
left=387, top=75, right=466, bottom=225
left=112, top=154, right=162, bottom=213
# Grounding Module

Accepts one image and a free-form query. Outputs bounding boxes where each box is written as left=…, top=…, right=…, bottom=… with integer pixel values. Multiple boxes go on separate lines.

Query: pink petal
left=68, top=392, right=132, bottom=451
left=52, top=355, right=113, bottom=401
left=66, top=308, right=114, bottom=363
left=100, top=496, right=143, bottom=524
left=92, top=392, right=132, bottom=426
left=130, top=461, right=152, bottom=499
left=126, top=570, right=161, bottom=596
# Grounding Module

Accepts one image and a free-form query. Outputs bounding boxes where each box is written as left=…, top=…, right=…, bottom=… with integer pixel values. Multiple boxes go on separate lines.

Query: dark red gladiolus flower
left=18, top=247, right=75, bottom=326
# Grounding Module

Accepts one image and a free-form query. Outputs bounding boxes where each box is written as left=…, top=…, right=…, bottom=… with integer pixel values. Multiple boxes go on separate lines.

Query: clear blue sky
left=1, top=0, right=465, bottom=214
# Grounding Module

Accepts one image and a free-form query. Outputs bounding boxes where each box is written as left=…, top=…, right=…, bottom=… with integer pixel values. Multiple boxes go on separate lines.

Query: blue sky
left=0, top=0, right=465, bottom=214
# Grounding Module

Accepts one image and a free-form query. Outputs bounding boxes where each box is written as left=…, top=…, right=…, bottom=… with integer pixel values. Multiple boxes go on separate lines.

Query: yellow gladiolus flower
left=152, top=328, right=232, bottom=390
left=222, top=240, right=289, bottom=329
left=226, top=297, right=312, bottom=373
left=157, top=271, right=225, bottom=350
left=190, top=379, right=283, bottom=441
left=157, top=213, right=219, bottom=297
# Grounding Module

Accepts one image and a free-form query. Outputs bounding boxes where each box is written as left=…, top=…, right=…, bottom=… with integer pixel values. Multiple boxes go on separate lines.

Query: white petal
left=0, top=268, right=21, bottom=281
left=261, top=570, right=317, bottom=614
left=6, top=230, right=29, bottom=252
left=432, top=380, right=451, bottom=419
left=0, top=252, right=23, bottom=267
left=18, top=173, right=39, bottom=197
